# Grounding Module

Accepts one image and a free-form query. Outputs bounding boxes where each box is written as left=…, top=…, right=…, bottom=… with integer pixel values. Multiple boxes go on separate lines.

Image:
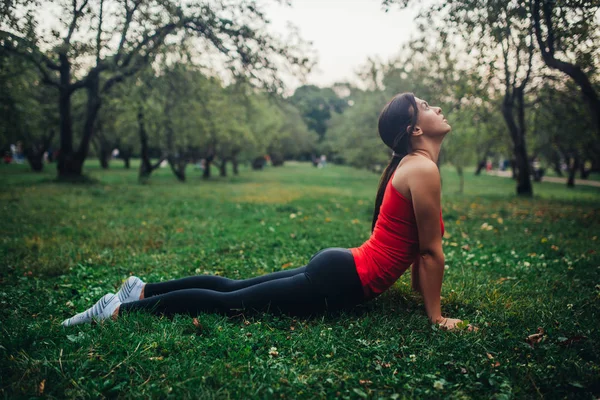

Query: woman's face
left=413, top=97, right=451, bottom=137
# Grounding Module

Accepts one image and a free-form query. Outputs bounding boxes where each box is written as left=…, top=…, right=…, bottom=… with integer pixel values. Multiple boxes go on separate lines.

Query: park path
left=487, top=170, right=600, bottom=188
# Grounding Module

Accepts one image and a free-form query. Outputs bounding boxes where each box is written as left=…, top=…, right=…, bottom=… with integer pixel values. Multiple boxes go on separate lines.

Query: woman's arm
left=406, top=160, right=445, bottom=323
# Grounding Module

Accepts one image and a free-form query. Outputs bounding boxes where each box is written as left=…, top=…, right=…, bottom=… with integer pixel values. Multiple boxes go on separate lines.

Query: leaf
left=281, top=262, right=292, bottom=269
left=359, top=379, right=372, bottom=385
left=38, top=379, right=45, bottom=395
left=526, top=327, right=545, bottom=348
left=352, top=388, right=368, bottom=398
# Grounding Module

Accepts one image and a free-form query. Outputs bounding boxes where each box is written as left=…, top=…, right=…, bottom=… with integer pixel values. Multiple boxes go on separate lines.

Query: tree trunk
left=579, top=162, right=590, bottom=179
left=567, top=155, right=579, bottom=188
left=219, top=159, right=227, bottom=177
left=99, top=146, right=110, bottom=169
left=120, top=147, right=132, bottom=169
left=457, top=166, right=464, bottom=194
left=475, top=159, right=486, bottom=176
left=57, top=68, right=102, bottom=179
left=26, top=151, right=44, bottom=172
left=502, top=89, right=532, bottom=196
left=137, top=109, right=163, bottom=182
left=57, top=54, right=76, bottom=178
left=232, top=156, right=239, bottom=175
left=168, top=155, right=186, bottom=182
left=551, top=152, right=563, bottom=177
left=203, top=154, right=214, bottom=179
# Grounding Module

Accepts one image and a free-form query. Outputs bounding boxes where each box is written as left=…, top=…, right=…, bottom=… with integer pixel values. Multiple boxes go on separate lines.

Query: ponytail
left=371, top=153, right=405, bottom=232
left=370, top=92, right=418, bottom=233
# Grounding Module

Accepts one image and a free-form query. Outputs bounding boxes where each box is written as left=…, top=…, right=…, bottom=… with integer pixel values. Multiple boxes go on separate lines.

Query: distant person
left=195, top=158, right=206, bottom=171
left=486, top=159, right=492, bottom=173
left=62, top=93, right=475, bottom=332
left=320, top=154, right=327, bottom=167
left=312, top=155, right=319, bottom=167
left=3, top=151, right=12, bottom=164
left=112, top=148, right=119, bottom=159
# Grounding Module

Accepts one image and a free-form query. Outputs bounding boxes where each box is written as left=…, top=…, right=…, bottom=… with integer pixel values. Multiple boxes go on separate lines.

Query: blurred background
left=1, top=0, right=599, bottom=194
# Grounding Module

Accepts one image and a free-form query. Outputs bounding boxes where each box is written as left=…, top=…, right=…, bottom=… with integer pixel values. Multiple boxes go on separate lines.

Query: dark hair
left=371, top=93, right=419, bottom=232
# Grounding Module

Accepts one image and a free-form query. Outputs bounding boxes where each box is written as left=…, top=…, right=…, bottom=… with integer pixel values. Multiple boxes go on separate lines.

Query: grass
left=1, top=159, right=599, bottom=399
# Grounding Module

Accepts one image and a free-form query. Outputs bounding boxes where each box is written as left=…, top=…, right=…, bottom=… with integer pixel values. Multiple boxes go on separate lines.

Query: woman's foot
left=117, top=276, right=145, bottom=303
left=62, top=293, right=121, bottom=327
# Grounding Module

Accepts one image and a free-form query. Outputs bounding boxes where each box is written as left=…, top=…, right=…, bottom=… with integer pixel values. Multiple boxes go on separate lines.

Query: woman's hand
left=435, top=317, right=478, bottom=332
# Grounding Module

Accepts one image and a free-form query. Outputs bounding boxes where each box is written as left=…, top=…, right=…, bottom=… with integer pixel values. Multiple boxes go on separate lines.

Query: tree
left=289, top=85, right=347, bottom=142
left=1, top=0, right=311, bottom=179
left=532, top=0, right=600, bottom=135
left=0, top=50, right=58, bottom=171
left=384, top=0, right=538, bottom=196
left=531, top=80, right=599, bottom=187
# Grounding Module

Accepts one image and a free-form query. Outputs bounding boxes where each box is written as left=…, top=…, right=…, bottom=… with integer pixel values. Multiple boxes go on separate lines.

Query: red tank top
left=350, top=170, right=445, bottom=300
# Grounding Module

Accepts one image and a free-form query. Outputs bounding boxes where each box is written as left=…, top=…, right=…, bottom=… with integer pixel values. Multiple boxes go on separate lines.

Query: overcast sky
left=264, top=0, right=420, bottom=89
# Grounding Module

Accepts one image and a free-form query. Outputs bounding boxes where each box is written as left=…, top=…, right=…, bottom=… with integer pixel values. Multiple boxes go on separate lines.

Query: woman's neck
left=411, top=145, right=441, bottom=164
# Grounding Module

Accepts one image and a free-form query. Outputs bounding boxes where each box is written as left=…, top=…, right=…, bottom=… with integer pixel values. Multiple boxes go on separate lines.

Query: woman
left=62, top=93, right=471, bottom=331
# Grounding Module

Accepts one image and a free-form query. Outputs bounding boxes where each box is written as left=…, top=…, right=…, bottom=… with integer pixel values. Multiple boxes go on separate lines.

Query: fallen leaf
left=486, top=353, right=494, bottom=360
left=359, top=379, right=372, bottom=385
left=281, top=262, right=293, bottom=269
left=269, top=347, right=279, bottom=357
left=526, top=327, right=545, bottom=348
left=38, top=379, right=45, bottom=395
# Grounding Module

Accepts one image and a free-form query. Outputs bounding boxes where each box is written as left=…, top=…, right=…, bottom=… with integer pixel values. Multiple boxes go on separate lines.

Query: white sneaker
left=116, top=276, right=145, bottom=303
left=62, top=293, right=120, bottom=327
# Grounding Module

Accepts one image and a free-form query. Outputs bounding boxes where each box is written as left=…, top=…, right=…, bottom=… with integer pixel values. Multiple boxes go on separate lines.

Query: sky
left=264, top=0, right=420, bottom=89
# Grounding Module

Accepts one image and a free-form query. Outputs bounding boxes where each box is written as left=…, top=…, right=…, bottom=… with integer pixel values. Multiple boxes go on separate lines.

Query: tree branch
left=0, top=31, right=60, bottom=87
left=115, top=0, right=142, bottom=65
left=64, top=0, right=90, bottom=47
left=96, top=0, right=104, bottom=66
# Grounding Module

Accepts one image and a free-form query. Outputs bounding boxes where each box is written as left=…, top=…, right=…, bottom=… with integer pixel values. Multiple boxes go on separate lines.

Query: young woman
left=62, top=93, right=471, bottom=331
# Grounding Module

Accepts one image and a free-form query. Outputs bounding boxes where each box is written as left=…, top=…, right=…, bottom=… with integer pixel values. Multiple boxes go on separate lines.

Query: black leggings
left=119, top=247, right=365, bottom=318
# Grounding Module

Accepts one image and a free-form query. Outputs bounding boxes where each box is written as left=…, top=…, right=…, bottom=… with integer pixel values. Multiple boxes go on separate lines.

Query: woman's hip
left=305, top=247, right=365, bottom=307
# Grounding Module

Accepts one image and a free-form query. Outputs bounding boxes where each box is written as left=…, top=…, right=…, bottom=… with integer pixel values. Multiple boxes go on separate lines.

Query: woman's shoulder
left=392, top=156, right=440, bottom=200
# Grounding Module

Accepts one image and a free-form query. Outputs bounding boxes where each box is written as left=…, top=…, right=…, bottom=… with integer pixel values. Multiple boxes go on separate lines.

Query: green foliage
left=1, top=162, right=599, bottom=398
left=0, top=51, right=58, bottom=152
left=290, top=85, right=348, bottom=141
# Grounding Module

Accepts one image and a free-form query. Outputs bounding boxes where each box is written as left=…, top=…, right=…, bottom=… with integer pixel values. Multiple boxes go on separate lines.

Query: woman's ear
left=410, top=125, right=424, bottom=137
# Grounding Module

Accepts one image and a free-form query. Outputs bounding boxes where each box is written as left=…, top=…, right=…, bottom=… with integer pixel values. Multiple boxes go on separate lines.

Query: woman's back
left=350, top=161, right=444, bottom=300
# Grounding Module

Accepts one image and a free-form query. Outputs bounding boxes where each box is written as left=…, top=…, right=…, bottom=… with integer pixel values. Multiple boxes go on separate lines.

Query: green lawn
left=1, top=160, right=599, bottom=398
